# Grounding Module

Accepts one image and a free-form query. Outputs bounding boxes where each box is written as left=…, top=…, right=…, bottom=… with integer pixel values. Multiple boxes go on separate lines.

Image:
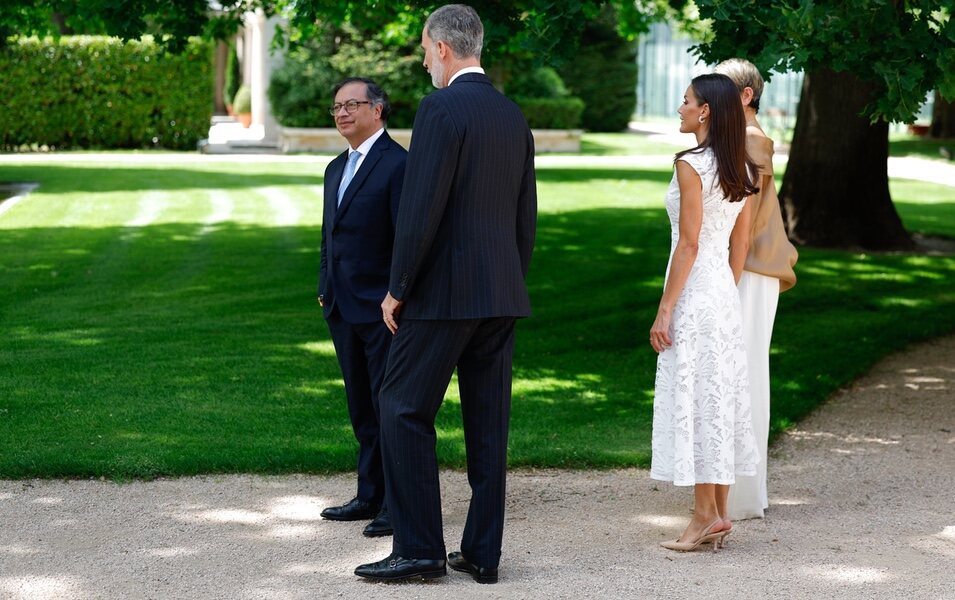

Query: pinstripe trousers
left=378, top=316, right=516, bottom=567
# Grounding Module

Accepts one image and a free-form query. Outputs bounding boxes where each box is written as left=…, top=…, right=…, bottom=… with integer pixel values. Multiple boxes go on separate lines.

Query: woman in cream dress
left=715, top=59, right=798, bottom=523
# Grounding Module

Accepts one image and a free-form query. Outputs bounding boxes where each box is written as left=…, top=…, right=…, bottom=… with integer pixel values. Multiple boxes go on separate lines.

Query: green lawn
left=0, top=146, right=953, bottom=479
left=889, top=132, right=955, bottom=162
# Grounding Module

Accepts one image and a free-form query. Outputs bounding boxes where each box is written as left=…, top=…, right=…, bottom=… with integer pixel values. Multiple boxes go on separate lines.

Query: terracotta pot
left=238, top=113, right=252, bottom=128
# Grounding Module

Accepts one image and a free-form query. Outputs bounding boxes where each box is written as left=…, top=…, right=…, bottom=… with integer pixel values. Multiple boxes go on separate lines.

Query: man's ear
left=435, top=39, right=450, bottom=60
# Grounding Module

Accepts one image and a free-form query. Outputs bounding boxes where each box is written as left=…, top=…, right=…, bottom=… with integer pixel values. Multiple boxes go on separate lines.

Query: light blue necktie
left=337, top=150, right=361, bottom=206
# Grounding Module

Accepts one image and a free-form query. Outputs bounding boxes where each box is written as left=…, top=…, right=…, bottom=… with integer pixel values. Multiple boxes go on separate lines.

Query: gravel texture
left=2, top=334, right=953, bottom=600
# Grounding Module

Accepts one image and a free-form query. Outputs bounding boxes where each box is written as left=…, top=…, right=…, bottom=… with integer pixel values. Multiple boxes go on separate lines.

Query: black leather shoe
left=362, top=507, right=392, bottom=537
left=320, top=497, right=380, bottom=521
left=447, top=551, right=498, bottom=584
left=354, top=553, right=446, bottom=582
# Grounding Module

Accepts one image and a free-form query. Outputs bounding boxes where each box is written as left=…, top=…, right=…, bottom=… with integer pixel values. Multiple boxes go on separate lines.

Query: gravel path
left=2, top=334, right=953, bottom=600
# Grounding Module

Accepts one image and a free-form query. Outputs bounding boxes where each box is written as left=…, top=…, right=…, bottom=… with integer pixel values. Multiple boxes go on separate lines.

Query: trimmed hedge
left=0, top=36, right=213, bottom=150
left=513, top=97, right=585, bottom=129
left=505, top=67, right=571, bottom=99
left=558, top=6, right=636, bottom=132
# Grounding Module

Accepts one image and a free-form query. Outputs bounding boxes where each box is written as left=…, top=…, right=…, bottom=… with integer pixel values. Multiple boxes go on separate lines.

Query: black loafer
left=362, top=508, right=393, bottom=537
left=354, top=553, right=446, bottom=582
left=320, top=497, right=380, bottom=521
left=447, top=551, right=498, bottom=584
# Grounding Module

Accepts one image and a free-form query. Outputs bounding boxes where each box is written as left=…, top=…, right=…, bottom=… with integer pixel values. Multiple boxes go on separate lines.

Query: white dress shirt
left=448, top=66, right=486, bottom=86
left=348, top=126, right=386, bottom=173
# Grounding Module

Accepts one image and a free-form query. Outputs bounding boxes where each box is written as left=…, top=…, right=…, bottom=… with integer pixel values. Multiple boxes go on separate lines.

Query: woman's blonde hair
left=714, top=58, right=764, bottom=113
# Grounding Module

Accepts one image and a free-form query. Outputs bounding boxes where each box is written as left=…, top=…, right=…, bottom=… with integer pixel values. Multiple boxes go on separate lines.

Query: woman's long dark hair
left=675, top=73, right=759, bottom=202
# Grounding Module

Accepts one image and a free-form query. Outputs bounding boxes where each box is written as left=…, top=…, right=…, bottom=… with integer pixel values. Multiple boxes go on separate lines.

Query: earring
left=698, top=115, right=706, bottom=123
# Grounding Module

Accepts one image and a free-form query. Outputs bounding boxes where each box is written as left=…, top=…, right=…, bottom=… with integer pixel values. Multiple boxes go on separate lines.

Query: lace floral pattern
left=650, top=149, right=760, bottom=486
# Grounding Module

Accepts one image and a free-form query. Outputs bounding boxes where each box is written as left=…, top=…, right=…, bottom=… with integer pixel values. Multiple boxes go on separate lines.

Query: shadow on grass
left=1, top=205, right=954, bottom=478
left=896, top=200, right=955, bottom=240
left=577, top=132, right=682, bottom=156
left=536, top=167, right=673, bottom=185
left=0, top=163, right=321, bottom=194
left=889, top=136, right=955, bottom=161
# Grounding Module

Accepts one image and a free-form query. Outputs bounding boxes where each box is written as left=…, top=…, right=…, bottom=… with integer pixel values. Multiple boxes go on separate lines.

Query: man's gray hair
left=425, top=4, right=484, bottom=60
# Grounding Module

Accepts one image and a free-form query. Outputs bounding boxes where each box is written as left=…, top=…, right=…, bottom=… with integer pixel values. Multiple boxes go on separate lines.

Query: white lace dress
left=650, top=149, right=760, bottom=486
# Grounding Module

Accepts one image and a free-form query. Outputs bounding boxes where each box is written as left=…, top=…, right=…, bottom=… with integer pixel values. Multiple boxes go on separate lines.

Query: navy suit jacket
left=320, top=130, right=407, bottom=324
left=389, top=73, right=537, bottom=319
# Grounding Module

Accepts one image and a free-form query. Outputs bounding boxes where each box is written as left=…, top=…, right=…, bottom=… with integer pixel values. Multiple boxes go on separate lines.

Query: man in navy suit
left=318, top=78, right=406, bottom=539
left=354, top=4, right=537, bottom=584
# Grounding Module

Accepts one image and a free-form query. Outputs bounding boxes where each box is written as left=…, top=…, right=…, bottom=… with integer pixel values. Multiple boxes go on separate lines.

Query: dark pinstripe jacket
left=389, top=73, right=537, bottom=319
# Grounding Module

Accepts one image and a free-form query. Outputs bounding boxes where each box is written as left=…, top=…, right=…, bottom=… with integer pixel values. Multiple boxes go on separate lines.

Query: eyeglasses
left=329, top=100, right=372, bottom=116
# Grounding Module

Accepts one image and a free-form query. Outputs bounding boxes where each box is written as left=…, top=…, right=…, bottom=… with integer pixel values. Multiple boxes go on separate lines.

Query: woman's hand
left=650, top=307, right=673, bottom=353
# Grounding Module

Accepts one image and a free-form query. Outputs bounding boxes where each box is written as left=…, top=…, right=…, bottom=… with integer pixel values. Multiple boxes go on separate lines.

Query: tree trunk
left=779, top=68, right=913, bottom=250
left=930, top=91, right=955, bottom=138
left=51, top=13, right=74, bottom=35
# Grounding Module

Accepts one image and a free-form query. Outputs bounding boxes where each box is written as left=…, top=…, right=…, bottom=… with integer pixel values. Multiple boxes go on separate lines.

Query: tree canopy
left=270, top=0, right=673, bottom=65
left=1, top=0, right=669, bottom=60
left=0, top=0, right=247, bottom=51
left=691, top=0, right=955, bottom=123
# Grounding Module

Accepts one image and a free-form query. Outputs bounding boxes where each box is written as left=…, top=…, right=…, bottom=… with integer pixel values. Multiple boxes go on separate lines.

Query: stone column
left=247, top=9, right=287, bottom=143
left=213, top=40, right=229, bottom=115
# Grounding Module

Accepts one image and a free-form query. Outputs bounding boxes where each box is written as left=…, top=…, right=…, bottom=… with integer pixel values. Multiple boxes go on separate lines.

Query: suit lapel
left=335, top=133, right=388, bottom=224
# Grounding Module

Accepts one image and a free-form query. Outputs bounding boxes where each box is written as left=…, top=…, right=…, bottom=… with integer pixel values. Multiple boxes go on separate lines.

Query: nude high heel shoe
left=660, top=518, right=725, bottom=553
left=715, top=529, right=731, bottom=549
left=717, top=519, right=733, bottom=548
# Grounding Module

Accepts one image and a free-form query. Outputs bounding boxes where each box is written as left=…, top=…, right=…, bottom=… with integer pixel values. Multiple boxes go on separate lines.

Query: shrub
left=268, top=41, right=340, bottom=128
left=0, top=35, right=213, bottom=150
left=232, top=84, right=252, bottom=113
left=269, top=23, right=432, bottom=129
left=513, top=97, right=585, bottom=129
left=558, top=6, right=637, bottom=132
left=504, top=67, right=570, bottom=99
left=504, top=66, right=584, bottom=129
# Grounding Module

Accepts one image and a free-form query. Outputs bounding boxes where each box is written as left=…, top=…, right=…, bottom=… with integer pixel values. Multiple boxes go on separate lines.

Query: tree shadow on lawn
left=0, top=164, right=321, bottom=194
left=895, top=200, right=955, bottom=241
left=1, top=206, right=954, bottom=478
left=0, top=208, right=671, bottom=477
left=536, top=166, right=673, bottom=185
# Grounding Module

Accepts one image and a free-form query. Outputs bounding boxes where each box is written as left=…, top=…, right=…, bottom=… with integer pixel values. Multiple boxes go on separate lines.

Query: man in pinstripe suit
left=354, top=4, right=537, bottom=584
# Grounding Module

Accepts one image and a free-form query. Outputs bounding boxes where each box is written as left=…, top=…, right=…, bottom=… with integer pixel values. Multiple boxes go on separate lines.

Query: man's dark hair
left=332, top=77, right=391, bottom=123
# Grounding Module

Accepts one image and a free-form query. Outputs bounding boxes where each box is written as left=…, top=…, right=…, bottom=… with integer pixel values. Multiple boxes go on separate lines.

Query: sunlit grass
left=889, top=132, right=955, bottom=162
left=578, top=132, right=679, bottom=156
left=0, top=150, right=952, bottom=478
left=891, top=178, right=955, bottom=238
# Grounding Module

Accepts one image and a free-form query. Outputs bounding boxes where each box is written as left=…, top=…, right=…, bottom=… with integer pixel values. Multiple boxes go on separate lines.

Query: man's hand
left=381, top=292, right=403, bottom=334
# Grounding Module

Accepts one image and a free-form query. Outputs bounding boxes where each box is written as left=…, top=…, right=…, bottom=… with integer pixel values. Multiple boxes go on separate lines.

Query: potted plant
left=232, top=85, right=252, bottom=128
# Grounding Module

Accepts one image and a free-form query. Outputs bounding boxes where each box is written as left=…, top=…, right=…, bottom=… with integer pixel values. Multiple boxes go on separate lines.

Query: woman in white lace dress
left=648, top=73, right=761, bottom=552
